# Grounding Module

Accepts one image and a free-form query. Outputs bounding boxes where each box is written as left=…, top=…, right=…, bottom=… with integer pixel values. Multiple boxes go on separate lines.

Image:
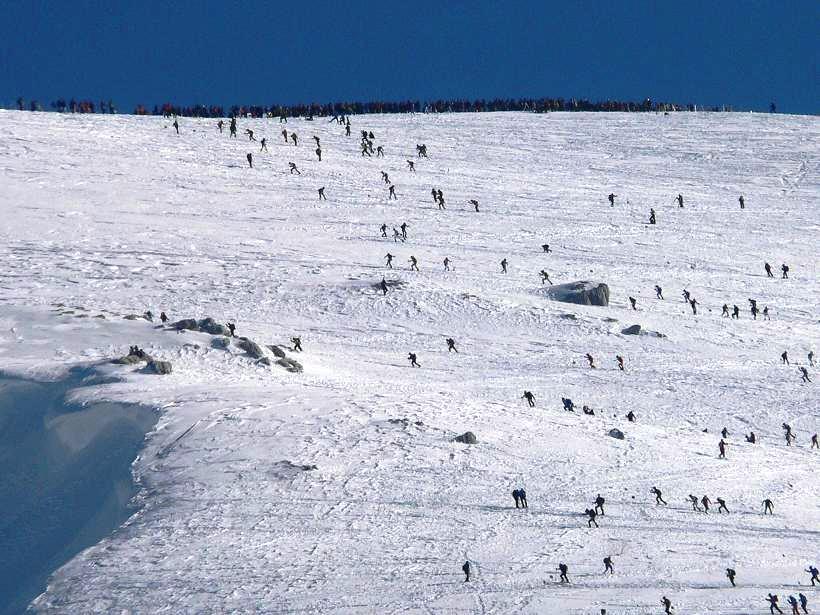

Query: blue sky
left=1, top=0, right=817, bottom=114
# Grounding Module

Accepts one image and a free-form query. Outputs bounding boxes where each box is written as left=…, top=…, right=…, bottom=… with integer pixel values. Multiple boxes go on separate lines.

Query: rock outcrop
left=546, top=281, right=610, bottom=307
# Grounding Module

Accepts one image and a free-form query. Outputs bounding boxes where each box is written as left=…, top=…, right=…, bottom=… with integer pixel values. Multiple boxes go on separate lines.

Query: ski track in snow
left=0, top=109, right=818, bottom=614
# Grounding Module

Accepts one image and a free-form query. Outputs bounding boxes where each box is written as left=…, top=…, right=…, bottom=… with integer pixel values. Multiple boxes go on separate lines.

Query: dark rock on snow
left=546, top=281, right=610, bottom=307
left=146, top=360, right=173, bottom=375
left=236, top=337, right=266, bottom=359
left=454, top=431, right=478, bottom=444
left=622, top=324, right=642, bottom=335
left=608, top=428, right=625, bottom=440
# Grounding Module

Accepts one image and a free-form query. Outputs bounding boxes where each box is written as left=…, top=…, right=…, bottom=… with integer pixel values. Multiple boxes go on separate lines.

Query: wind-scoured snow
left=0, top=109, right=818, bottom=614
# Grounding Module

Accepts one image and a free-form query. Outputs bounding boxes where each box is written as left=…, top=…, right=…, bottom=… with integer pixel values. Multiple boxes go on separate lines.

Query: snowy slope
left=0, top=109, right=818, bottom=614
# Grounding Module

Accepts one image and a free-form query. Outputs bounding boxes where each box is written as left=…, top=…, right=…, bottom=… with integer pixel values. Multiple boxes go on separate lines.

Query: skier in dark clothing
left=229, top=117, right=237, bottom=137
left=586, top=508, right=599, bottom=528
left=675, top=194, right=684, bottom=208
left=800, top=367, right=811, bottom=383
left=629, top=296, right=637, bottom=310
left=388, top=185, right=397, bottom=200
left=407, top=160, right=415, bottom=171
left=717, top=497, right=729, bottom=513
left=627, top=410, right=636, bottom=422
left=446, top=338, right=458, bottom=353
left=469, top=199, right=479, bottom=212
left=160, top=311, right=168, bottom=323
left=315, top=147, right=322, bottom=161
left=245, top=128, right=256, bottom=141
left=718, top=439, right=727, bottom=458
left=788, top=596, right=800, bottom=614
left=782, top=351, right=789, bottom=365
left=651, top=487, right=667, bottom=505
left=260, top=138, right=267, bottom=152
left=291, top=133, right=298, bottom=146
left=291, top=337, right=302, bottom=352
left=542, top=244, right=552, bottom=253
left=586, top=353, right=596, bottom=368
left=763, top=498, right=774, bottom=514
left=809, top=351, right=815, bottom=367
left=721, top=427, right=729, bottom=439
left=519, top=488, right=527, bottom=507
left=558, top=563, right=569, bottom=583
left=289, top=162, right=301, bottom=175
left=540, top=270, right=552, bottom=285
left=227, top=323, right=236, bottom=337
left=408, top=353, right=420, bottom=368
left=616, top=356, right=625, bottom=371
left=746, top=432, right=756, bottom=443
left=768, top=594, right=784, bottom=614
left=722, top=304, right=730, bottom=317
left=501, top=259, right=508, bottom=274
left=655, top=285, right=664, bottom=299
left=318, top=187, right=327, bottom=200
left=603, top=556, right=614, bottom=575
left=595, top=494, right=605, bottom=515
left=409, top=255, right=419, bottom=271
left=689, top=298, right=699, bottom=315
left=561, top=397, right=575, bottom=412
left=811, top=434, right=818, bottom=449
left=726, top=568, right=736, bottom=586
left=462, top=561, right=471, bottom=582
left=689, top=494, right=702, bottom=512
left=385, top=253, right=394, bottom=269
left=807, top=566, right=819, bottom=585
left=765, top=262, right=774, bottom=278
left=662, top=596, right=673, bottom=614
left=782, top=264, right=789, bottom=279
left=512, top=489, right=521, bottom=508
left=246, top=153, right=253, bottom=168
left=608, top=193, right=616, bottom=207
left=380, top=278, right=388, bottom=296
left=732, top=305, right=740, bottom=319
left=683, top=289, right=691, bottom=303
left=701, top=495, right=711, bottom=513
left=739, top=195, right=745, bottom=209
left=799, top=594, right=808, bottom=614
left=522, top=391, right=535, bottom=407
left=443, top=257, right=451, bottom=271
left=173, top=119, right=179, bottom=134
left=281, top=128, right=288, bottom=142
left=649, top=209, right=656, bottom=225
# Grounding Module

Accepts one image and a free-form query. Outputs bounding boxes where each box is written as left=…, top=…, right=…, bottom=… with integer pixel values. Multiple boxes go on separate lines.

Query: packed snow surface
left=0, top=109, right=818, bottom=614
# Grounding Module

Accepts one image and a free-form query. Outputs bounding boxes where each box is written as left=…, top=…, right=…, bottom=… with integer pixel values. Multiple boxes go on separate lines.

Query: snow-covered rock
left=546, top=281, right=610, bottom=306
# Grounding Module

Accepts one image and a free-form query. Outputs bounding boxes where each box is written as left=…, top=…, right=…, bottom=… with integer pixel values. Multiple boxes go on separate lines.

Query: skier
left=683, top=289, right=691, bottom=303
left=561, top=397, right=575, bottom=412
left=782, top=264, right=789, bottom=279
left=739, top=195, right=745, bottom=209
left=726, top=568, right=736, bottom=586
left=500, top=259, right=508, bottom=273
left=651, top=487, right=667, bottom=505
left=315, top=147, right=322, bottom=161
left=809, top=351, right=815, bottom=367
left=586, top=353, right=596, bottom=369
left=662, top=596, right=673, bottom=614
left=446, top=338, right=458, bottom=353
left=616, top=355, right=625, bottom=371
left=586, top=508, right=599, bottom=528
left=763, top=498, right=774, bottom=514
left=542, top=244, right=552, bottom=253
left=765, top=262, right=774, bottom=278
left=558, top=563, right=569, bottom=583
left=721, top=427, right=729, bottom=438
left=732, top=305, right=740, bottom=319
left=675, top=194, right=684, bottom=208
left=722, top=304, right=730, bottom=317
left=627, top=410, right=636, bottom=422
left=229, top=117, right=237, bottom=138
left=512, top=489, right=521, bottom=508
left=799, top=594, right=808, bottom=614
left=608, top=193, right=616, bottom=207
left=246, top=153, right=253, bottom=168
left=522, top=391, right=536, bottom=407
left=393, top=228, right=403, bottom=243
left=746, top=432, right=756, bottom=444
left=380, top=278, right=388, bottom=296
left=172, top=118, right=179, bottom=134
left=408, top=353, right=420, bottom=368
left=788, top=596, right=800, bottom=615
left=701, top=495, right=711, bottom=513
left=717, top=497, right=729, bottom=513
left=318, top=187, right=327, bottom=200
left=281, top=128, right=288, bottom=142
left=519, top=488, right=528, bottom=507
left=768, top=594, right=784, bottom=614
left=409, top=255, right=419, bottom=271
left=595, top=494, right=605, bottom=515
left=406, top=160, right=415, bottom=172
left=763, top=306, right=770, bottom=320
left=436, top=190, right=445, bottom=210
left=718, top=439, right=727, bottom=459
left=217, top=119, right=224, bottom=133
left=689, top=298, right=698, bottom=315
left=800, top=367, right=811, bottom=383
left=655, top=285, right=664, bottom=299
left=376, top=145, right=384, bottom=157
left=443, top=257, right=451, bottom=271
left=289, top=162, right=301, bottom=175
left=226, top=322, right=236, bottom=337
left=649, top=208, right=656, bottom=225
left=811, top=433, right=818, bottom=449
left=245, top=128, right=256, bottom=141
left=540, top=270, right=552, bottom=285
left=689, top=494, right=702, bottom=512
left=469, top=199, right=479, bottom=212
left=260, top=137, right=267, bottom=152
left=629, top=296, right=637, bottom=310
left=603, top=556, right=614, bottom=575
left=291, top=132, right=298, bottom=146
left=381, top=171, right=390, bottom=184
left=291, top=337, right=302, bottom=352
left=160, top=312, right=168, bottom=323
left=385, top=253, right=394, bottom=269
left=782, top=351, right=790, bottom=365
left=807, top=566, right=819, bottom=585
left=462, top=561, right=471, bottom=582
left=388, top=185, right=397, bottom=200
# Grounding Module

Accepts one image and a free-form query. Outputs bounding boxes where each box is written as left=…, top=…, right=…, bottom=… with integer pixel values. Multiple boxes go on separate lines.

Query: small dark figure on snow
left=540, top=270, right=552, bottom=285
left=603, top=556, right=614, bottom=575
left=651, top=486, right=667, bottom=505
left=462, top=561, right=471, bottom=582
left=245, top=128, right=256, bottom=141
left=627, top=410, right=636, bottom=422
left=561, top=397, right=575, bottom=412
left=380, top=224, right=388, bottom=238
left=398, top=222, right=408, bottom=239
left=318, top=187, right=327, bottom=200
left=227, top=322, right=236, bottom=337
left=406, top=160, right=415, bottom=171
left=721, top=427, right=729, bottom=439
left=732, top=305, right=740, bottom=319
left=649, top=209, right=656, bottom=225
left=629, top=296, right=637, bottom=310
left=608, top=193, right=616, bottom=207
left=558, top=563, right=569, bottom=583
left=689, top=494, right=702, bottom=512
left=807, top=566, right=819, bottom=585
left=718, top=439, right=727, bottom=458
left=782, top=351, right=789, bottom=365
left=788, top=596, right=800, bottom=614
left=586, top=353, right=596, bottom=368
left=519, top=488, right=528, bottom=508
left=595, top=494, right=605, bottom=515
left=291, top=337, right=302, bottom=352
left=380, top=278, right=388, bottom=296
left=765, top=262, right=774, bottom=278
left=446, top=338, right=458, bottom=353
left=160, top=312, right=168, bottom=323
left=443, top=257, right=451, bottom=271
left=781, top=264, right=789, bottom=279
left=388, top=185, right=397, bottom=200
left=746, top=432, right=756, bottom=444
left=768, top=594, right=783, bottom=614
left=811, top=433, right=818, bottom=449
left=726, top=568, right=736, bottom=586
left=655, top=285, right=664, bottom=299
left=246, top=153, right=253, bottom=168
left=289, top=162, right=301, bottom=175
left=701, top=495, right=711, bottom=513
left=408, top=353, right=420, bottom=368
left=260, top=138, right=267, bottom=152
left=689, top=298, right=698, bottom=315
left=385, top=253, right=394, bottom=268
left=409, top=255, right=419, bottom=271
left=542, top=244, right=551, bottom=253
left=585, top=508, right=599, bottom=528
left=683, top=289, right=691, bottom=303
left=616, top=356, right=625, bottom=371
left=675, top=194, right=684, bottom=208
left=763, top=498, right=774, bottom=514
left=469, top=199, right=479, bottom=212
left=662, top=596, right=673, bottom=614
left=739, top=195, right=745, bottom=209
left=800, top=367, right=811, bottom=383
left=522, top=391, right=536, bottom=407
left=172, top=119, right=179, bottom=134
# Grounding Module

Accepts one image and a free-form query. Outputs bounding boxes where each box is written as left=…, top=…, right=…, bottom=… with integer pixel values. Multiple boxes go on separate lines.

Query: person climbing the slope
left=522, top=391, right=536, bottom=407
left=651, top=487, right=667, bottom=505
